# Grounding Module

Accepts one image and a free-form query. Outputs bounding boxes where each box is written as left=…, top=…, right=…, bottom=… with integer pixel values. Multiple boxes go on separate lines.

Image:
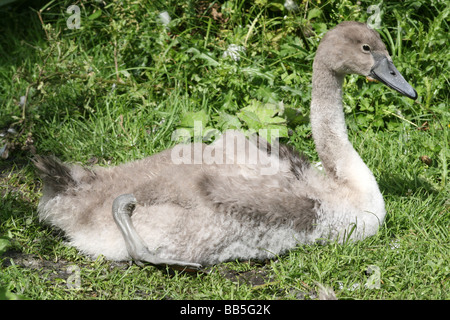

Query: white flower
left=390, top=239, right=401, bottom=252
left=314, top=161, right=323, bottom=171
left=337, top=281, right=360, bottom=291
left=19, top=96, right=26, bottom=106
left=223, top=44, right=246, bottom=61
left=158, top=11, right=171, bottom=26
left=284, top=0, right=298, bottom=11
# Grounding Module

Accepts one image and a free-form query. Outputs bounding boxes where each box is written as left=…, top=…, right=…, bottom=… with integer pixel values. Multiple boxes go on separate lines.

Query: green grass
left=0, top=0, right=448, bottom=300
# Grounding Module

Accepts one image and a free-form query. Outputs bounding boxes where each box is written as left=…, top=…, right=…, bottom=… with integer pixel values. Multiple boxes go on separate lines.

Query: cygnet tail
left=33, top=155, right=93, bottom=194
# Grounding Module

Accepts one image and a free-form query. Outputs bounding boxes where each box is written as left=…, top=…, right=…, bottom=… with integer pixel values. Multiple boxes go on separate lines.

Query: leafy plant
left=0, top=236, right=11, bottom=256
left=236, top=99, right=288, bottom=142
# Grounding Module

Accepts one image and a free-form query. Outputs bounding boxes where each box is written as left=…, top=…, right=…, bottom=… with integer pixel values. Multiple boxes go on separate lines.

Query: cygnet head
left=314, top=21, right=417, bottom=99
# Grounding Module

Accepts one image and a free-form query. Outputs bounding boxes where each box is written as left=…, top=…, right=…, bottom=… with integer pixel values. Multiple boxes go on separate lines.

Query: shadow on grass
left=378, top=173, right=439, bottom=198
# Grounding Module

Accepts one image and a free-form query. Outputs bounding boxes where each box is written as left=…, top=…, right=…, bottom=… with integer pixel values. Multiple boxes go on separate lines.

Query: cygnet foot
left=112, top=193, right=202, bottom=269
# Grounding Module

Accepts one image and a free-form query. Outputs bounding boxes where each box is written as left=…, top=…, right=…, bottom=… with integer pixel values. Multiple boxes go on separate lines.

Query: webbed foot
left=112, top=194, right=202, bottom=270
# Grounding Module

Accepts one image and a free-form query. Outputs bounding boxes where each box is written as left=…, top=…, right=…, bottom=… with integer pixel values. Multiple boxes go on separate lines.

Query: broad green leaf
left=179, top=110, right=210, bottom=128
left=214, top=112, right=242, bottom=130
left=284, top=107, right=308, bottom=126
left=237, top=109, right=262, bottom=130
left=269, top=116, right=287, bottom=124
left=307, top=8, right=322, bottom=20
left=0, top=237, right=11, bottom=256
left=88, top=9, right=102, bottom=20
left=313, top=22, right=328, bottom=34
left=186, top=48, right=220, bottom=67
left=259, top=125, right=289, bottom=143
left=268, top=2, right=284, bottom=11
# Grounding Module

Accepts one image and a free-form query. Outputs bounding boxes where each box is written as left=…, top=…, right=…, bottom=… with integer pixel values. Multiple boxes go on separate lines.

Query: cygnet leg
left=112, top=194, right=202, bottom=269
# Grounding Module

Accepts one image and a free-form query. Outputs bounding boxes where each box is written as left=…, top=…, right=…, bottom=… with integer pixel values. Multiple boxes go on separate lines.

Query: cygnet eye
left=362, top=44, right=371, bottom=52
